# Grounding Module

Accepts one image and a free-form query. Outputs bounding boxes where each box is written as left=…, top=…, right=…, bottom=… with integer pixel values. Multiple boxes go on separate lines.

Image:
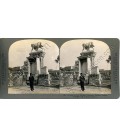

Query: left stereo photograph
left=8, top=39, right=60, bottom=94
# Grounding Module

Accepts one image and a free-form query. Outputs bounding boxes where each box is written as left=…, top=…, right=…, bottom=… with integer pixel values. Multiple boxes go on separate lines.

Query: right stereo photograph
left=60, top=39, right=111, bottom=94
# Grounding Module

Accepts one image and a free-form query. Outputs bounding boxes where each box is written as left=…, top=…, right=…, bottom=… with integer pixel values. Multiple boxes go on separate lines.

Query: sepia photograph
left=8, top=39, right=112, bottom=95
left=8, top=39, right=60, bottom=94
left=60, top=39, right=111, bottom=94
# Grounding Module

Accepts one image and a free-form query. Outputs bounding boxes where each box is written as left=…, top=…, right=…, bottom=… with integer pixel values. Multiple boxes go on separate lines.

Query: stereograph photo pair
left=0, top=38, right=119, bottom=99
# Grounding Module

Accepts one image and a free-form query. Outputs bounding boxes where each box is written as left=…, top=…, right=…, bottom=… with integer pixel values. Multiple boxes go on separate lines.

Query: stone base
left=38, top=74, right=50, bottom=86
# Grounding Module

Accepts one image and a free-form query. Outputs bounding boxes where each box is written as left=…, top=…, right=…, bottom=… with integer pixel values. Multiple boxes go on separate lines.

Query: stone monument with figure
left=78, top=42, right=96, bottom=75
left=27, top=42, right=45, bottom=76
left=26, top=42, right=50, bottom=85
left=77, top=42, right=101, bottom=85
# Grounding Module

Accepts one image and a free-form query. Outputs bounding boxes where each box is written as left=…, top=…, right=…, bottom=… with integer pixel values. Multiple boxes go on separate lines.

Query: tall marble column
left=30, top=63, right=32, bottom=73
left=39, top=57, right=44, bottom=74
left=79, top=60, right=81, bottom=74
left=28, top=60, right=36, bottom=75
left=36, top=58, right=40, bottom=74
left=87, top=57, right=91, bottom=74
left=91, top=56, right=95, bottom=67
left=31, top=61, right=37, bottom=75
left=40, top=57, right=44, bottom=68
left=27, top=60, right=30, bottom=78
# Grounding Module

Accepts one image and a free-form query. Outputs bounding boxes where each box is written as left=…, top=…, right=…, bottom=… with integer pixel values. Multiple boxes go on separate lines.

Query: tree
left=55, top=55, right=60, bottom=64
left=106, top=55, right=111, bottom=64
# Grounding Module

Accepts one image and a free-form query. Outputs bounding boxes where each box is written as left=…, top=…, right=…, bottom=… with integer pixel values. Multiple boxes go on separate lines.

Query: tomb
left=77, top=42, right=101, bottom=85
left=26, top=42, right=50, bottom=85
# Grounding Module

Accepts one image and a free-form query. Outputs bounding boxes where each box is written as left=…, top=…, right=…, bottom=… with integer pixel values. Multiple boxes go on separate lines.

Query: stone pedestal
left=78, top=51, right=96, bottom=75
left=77, top=42, right=106, bottom=86
left=27, top=50, right=45, bottom=76
left=26, top=45, right=46, bottom=85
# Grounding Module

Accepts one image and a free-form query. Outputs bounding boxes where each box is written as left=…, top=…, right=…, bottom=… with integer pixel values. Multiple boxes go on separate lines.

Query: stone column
left=29, top=61, right=36, bottom=75
left=87, top=57, right=91, bottom=74
left=30, top=63, right=32, bottom=73
left=36, top=58, right=40, bottom=74
left=79, top=59, right=81, bottom=74
left=27, top=60, right=30, bottom=78
left=39, top=57, right=44, bottom=74
left=39, top=57, right=41, bottom=74
left=91, top=56, right=95, bottom=67
left=40, top=57, right=44, bottom=68
left=31, top=61, right=37, bottom=75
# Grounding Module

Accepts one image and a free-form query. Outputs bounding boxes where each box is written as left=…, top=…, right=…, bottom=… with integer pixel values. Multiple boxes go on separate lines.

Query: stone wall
left=60, top=72, right=78, bottom=86
left=38, top=74, right=50, bottom=86
left=89, top=74, right=101, bottom=86
left=88, top=73, right=111, bottom=87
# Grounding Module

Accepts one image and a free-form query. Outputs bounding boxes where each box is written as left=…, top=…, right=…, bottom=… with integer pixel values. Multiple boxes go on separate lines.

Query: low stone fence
left=88, top=74, right=111, bottom=87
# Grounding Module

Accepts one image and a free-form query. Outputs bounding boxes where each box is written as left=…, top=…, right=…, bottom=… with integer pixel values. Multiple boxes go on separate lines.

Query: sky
left=9, top=39, right=59, bottom=70
left=60, top=39, right=111, bottom=70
